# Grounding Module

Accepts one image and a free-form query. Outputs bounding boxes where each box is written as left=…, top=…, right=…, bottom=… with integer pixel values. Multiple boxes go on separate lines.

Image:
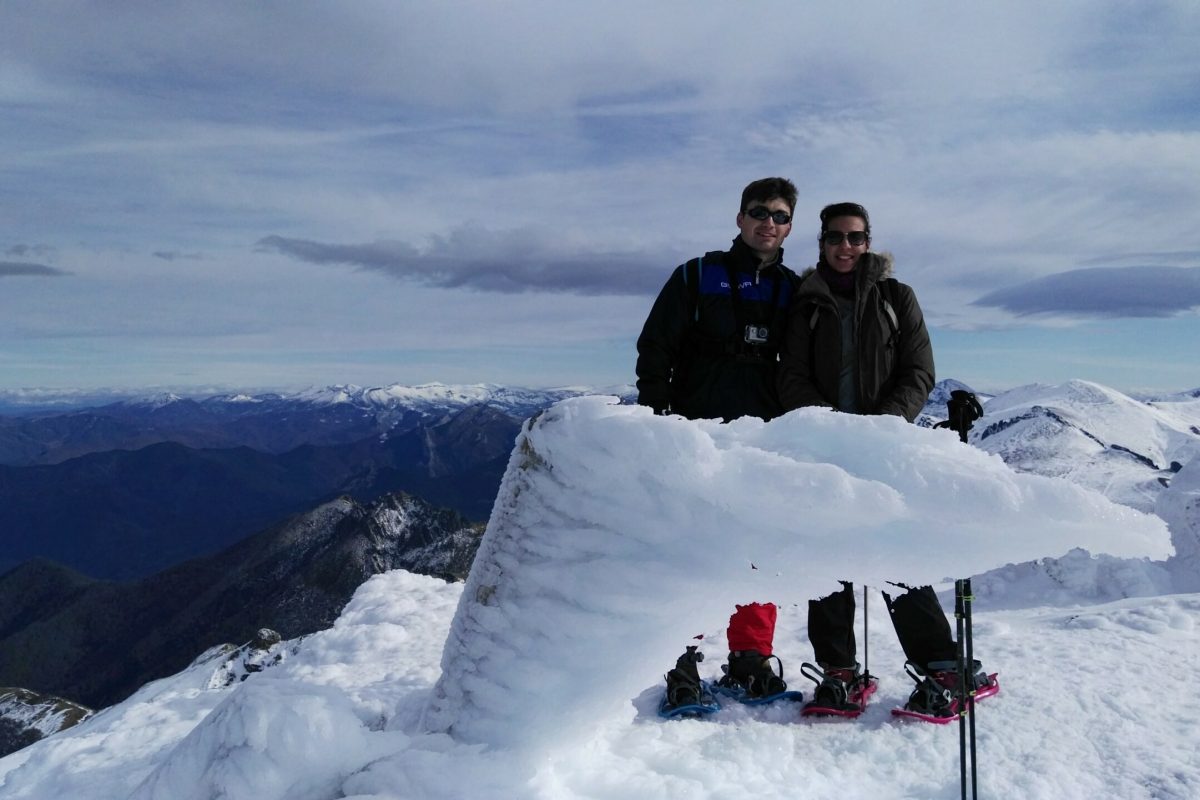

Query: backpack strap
left=681, top=250, right=727, bottom=324
left=682, top=256, right=702, bottom=323
left=879, top=278, right=899, bottom=339
left=807, top=276, right=900, bottom=347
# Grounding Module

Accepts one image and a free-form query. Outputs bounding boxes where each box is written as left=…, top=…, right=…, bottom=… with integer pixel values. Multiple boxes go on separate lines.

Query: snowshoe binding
left=891, top=659, right=999, bottom=724
left=800, top=662, right=878, bottom=718
left=713, top=650, right=804, bottom=706
left=658, top=645, right=720, bottom=719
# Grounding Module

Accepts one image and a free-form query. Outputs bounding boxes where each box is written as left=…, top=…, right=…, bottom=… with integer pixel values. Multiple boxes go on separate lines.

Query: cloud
left=3, top=3, right=1200, bottom=393
left=256, top=230, right=666, bottom=296
left=5, top=244, right=55, bottom=258
left=153, top=251, right=203, bottom=261
left=973, top=266, right=1200, bottom=318
left=0, top=261, right=69, bottom=277
left=1080, top=251, right=1200, bottom=267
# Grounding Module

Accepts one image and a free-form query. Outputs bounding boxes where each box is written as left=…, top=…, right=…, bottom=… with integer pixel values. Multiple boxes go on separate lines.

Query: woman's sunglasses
left=821, top=231, right=868, bottom=246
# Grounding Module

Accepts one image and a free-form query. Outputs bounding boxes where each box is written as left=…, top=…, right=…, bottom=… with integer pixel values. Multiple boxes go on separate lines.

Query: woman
left=777, top=202, right=933, bottom=421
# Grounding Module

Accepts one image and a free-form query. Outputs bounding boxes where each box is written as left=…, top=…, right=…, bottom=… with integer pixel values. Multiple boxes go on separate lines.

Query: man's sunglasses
left=821, top=231, right=869, bottom=246
left=745, top=207, right=792, bottom=225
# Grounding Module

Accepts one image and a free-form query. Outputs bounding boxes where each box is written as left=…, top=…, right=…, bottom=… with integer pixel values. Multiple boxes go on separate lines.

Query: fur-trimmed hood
left=798, top=250, right=895, bottom=284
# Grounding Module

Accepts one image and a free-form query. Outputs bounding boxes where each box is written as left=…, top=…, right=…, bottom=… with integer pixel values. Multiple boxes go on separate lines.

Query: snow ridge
left=967, top=379, right=1200, bottom=512
left=425, top=397, right=1168, bottom=747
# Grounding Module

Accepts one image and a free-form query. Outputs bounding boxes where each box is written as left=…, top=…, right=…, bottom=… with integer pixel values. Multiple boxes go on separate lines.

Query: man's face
left=821, top=215, right=869, bottom=273
left=736, top=197, right=792, bottom=261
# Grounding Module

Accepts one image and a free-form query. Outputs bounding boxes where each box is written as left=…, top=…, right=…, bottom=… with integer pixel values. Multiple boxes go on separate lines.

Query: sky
left=2, top=1, right=1200, bottom=395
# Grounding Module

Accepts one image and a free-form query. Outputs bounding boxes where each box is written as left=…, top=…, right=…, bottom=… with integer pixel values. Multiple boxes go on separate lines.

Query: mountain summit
left=0, top=396, right=1194, bottom=799
left=424, top=397, right=1168, bottom=745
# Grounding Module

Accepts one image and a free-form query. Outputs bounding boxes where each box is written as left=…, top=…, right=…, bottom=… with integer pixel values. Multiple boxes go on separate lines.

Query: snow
left=0, top=691, right=89, bottom=739
left=426, top=399, right=1167, bottom=747
left=2, top=397, right=1197, bottom=799
left=294, top=382, right=548, bottom=409
left=963, top=380, right=1200, bottom=514
left=1157, top=458, right=1200, bottom=591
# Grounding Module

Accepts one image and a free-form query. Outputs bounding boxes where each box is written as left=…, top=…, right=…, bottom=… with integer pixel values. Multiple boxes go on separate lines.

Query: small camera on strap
left=744, top=325, right=770, bottom=345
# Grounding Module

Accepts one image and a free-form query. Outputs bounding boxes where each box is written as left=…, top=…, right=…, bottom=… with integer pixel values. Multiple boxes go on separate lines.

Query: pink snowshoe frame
left=890, top=673, right=1000, bottom=724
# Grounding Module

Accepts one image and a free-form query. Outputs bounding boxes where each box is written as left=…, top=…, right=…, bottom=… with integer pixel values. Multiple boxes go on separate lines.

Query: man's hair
left=741, top=177, right=798, bottom=215
left=819, top=202, right=871, bottom=237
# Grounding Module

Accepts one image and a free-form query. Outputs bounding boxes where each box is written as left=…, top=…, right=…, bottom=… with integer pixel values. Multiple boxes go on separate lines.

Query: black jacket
left=636, top=238, right=799, bottom=421
left=777, top=252, right=934, bottom=422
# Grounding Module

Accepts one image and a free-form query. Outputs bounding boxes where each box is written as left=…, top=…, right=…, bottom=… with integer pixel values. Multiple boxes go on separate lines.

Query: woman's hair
left=819, top=202, right=870, bottom=237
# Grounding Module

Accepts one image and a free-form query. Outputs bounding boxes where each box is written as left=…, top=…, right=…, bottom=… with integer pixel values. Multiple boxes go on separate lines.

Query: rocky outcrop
left=0, top=492, right=484, bottom=712
left=0, top=687, right=92, bottom=758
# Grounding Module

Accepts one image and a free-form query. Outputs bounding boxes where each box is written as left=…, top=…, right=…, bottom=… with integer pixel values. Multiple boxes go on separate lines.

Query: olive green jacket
left=777, top=252, right=934, bottom=422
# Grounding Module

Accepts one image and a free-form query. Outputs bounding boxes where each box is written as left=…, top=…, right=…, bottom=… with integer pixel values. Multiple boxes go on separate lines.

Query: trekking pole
left=955, top=579, right=968, bottom=800
left=965, top=578, right=978, bottom=800
left=863, top=583, right=870, bottom=680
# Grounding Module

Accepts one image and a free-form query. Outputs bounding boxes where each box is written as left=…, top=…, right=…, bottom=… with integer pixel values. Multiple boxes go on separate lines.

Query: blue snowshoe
left=713, top=650, right=804, bottom=706
left=658, top=646, right=721, bottom=719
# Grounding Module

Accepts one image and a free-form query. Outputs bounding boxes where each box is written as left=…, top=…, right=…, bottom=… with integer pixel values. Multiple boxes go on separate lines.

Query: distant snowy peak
left=291, top=382, right=612, bottom=413
left=0, top=382, right=636, bottom=419
left=1138, top=386, right=1200, bottom=402
left=924, top=377, right=993, bottom=409
left=126, top=392, right=187, bottom=410
left=136, top=382, right=632, bottom=418
left=916, top=378, right=993, bottom=428
left=980, top=379, right=1199, bottom=461
left=971, top=379, right=1200, bottom=513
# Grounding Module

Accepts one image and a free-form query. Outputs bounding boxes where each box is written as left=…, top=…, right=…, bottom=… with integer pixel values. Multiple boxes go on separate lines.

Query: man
left=635, top=177, right=800, bottom=422
left=777, top=201, right=934, bottom=422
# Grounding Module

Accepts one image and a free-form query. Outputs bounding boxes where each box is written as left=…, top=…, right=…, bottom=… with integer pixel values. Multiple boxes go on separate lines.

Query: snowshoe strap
left=799, top=662, right=826, bottom=688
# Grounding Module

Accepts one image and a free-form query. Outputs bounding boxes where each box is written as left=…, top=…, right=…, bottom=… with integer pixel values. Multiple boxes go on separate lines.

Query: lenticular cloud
left=425, top=397, right=1169, bottom=747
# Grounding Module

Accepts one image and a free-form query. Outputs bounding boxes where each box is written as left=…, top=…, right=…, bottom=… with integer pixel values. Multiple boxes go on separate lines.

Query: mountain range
left=0, top=383, right=596, bottom=753
left=2, top=391, right=1192, bottom=798
left=0, top=382, right=618, bottom=466
left=0, top=402, right=525, bottom=580
left=1, top=377, right=1197, bottom=764
left=967, top=379, right=1200, bottom=512
left=0, top=491, right=484, bottom=735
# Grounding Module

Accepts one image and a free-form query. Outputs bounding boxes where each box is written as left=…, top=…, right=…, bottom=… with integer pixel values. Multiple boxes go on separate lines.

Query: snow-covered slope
left=0, top=572, right=458, bottom=799
left=969, top=458, right=1200, bottom=609
left=970, top=379, right=1200, bottom=512
left=1156, top=457, right=1200, bottom=591
left=0, top=689, right=90, bottom=757
left=7, top=576, right=1199, bottom=799
left=1, top=397, right=1196, bottom=800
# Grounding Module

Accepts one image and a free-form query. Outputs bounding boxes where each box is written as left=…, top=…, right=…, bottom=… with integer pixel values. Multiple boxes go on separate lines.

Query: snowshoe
left=658, top=646, right=720, bottom=719
left=891, top=659, right=999, bottom=724
left=800, top=662, right=878, bottom=719
left=713, top=650, right=804, bottom=706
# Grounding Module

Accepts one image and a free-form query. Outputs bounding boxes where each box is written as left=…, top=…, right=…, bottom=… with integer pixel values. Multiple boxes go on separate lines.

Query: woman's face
left=821, top=215, right=869, bottom=273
